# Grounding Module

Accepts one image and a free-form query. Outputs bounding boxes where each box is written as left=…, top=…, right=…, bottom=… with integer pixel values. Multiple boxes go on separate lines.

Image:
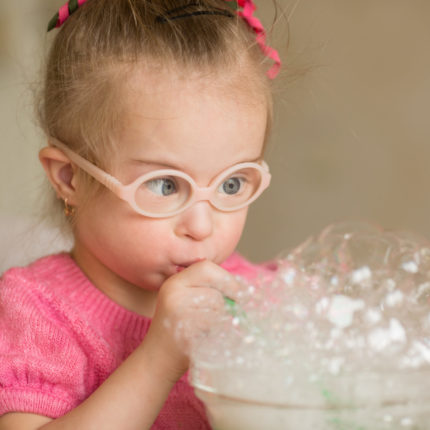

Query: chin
left=139, top=278, right=165, bottom=291
left=124, top=272, right=166, bottom=292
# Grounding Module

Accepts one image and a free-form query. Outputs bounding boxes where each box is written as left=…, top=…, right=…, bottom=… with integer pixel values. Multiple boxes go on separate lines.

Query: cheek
left=216, top=209, right=249, bottom=256
left=73, top=197, right=172, bottom=280
left=74, top=192, right=153, bottom=249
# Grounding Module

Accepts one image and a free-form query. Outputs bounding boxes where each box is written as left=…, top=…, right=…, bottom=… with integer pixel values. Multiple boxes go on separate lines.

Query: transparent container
left=188, top=222, right=430, bottom=429
left=191, top=365, right=430, bottom=430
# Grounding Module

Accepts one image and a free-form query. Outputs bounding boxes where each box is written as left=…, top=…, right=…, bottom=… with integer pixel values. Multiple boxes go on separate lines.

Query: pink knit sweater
left=0, top=252, right=276, bottom=428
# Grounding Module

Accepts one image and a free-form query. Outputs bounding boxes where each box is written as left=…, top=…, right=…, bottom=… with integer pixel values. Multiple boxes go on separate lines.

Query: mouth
left=174, top=258, right=206, bottom=273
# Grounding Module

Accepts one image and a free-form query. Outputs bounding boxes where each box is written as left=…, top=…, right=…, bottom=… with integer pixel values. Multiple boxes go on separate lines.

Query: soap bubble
left=190, top=221, right=430, bottom=430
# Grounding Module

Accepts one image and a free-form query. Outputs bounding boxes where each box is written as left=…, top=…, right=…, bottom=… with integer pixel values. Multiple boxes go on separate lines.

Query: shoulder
left=221, top=252, right=278, bottom=282
left=0, top=253, right=81, bottom=326
left=1, top=252, right=70, bottom=316
left=0, top=252, right=85, bottom=348
left=1, top=252, right=74, bottom=291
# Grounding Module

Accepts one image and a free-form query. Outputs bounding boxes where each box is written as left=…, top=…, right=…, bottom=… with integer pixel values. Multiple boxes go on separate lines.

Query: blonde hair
left=36, top=0, right=276, bottom=221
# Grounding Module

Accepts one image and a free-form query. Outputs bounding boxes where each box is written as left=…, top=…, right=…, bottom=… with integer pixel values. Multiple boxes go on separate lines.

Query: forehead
left=116, top=66, right=268, bottom=177
left=122, top=64, right=268, bottom=121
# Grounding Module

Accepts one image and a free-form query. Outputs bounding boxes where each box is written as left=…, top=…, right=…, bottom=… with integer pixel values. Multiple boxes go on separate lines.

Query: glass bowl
left=191, top=365, right=430, bottom=430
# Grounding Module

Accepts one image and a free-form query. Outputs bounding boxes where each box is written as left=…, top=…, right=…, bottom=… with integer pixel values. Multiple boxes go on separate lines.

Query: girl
left=0, top=0, right=280, bottom=428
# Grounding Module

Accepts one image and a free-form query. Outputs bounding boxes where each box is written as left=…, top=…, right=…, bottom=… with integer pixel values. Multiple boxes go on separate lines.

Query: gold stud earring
left=63, top=198, right=75, bottom=217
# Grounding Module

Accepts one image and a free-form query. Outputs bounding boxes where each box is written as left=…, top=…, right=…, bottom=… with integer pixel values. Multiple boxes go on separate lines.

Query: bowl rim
left=193, top=384, right=423, bottom=410
left=192, top=367, right=430, bottom=409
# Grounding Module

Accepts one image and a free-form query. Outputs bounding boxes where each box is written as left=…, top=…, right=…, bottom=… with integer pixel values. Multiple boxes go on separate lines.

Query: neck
left=71, top=243, right=158, bottom=318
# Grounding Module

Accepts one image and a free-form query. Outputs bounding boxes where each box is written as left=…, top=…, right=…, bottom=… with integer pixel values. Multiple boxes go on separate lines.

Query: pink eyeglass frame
left=51, top=138, right=271, bottom=218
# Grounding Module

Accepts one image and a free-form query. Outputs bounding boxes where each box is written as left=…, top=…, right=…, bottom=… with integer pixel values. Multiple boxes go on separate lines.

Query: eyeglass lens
left=134, top=166, right=263, bottom=215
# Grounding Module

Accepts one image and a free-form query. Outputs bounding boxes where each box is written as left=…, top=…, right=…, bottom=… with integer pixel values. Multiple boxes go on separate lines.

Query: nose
left=175, top=201, right=214, bottom=241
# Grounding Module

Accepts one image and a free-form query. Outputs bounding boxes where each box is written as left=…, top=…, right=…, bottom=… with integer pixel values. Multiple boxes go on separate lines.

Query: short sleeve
left=0, top=273, right=88, bottom=418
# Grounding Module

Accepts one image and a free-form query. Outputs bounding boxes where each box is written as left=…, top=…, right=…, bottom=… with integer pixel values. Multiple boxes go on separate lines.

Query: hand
left=143, top=260, right=242, bottom=383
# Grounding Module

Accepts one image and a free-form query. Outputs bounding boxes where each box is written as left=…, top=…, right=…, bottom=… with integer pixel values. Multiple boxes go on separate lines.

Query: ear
left=39, top=146, right=80, bottom=206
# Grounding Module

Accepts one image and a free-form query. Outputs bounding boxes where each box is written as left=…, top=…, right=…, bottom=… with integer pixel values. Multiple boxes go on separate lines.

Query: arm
left=0, top=339, right=175, bottom=430
left=0, top=261, right=240, bottom=430
left=43, top=336, right=176, bottom=430
left=0, top=413, right=52, bottom=430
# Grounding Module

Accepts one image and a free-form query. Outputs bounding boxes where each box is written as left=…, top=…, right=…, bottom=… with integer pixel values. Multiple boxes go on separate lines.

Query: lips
left=174, top=258, right=206, bottom=272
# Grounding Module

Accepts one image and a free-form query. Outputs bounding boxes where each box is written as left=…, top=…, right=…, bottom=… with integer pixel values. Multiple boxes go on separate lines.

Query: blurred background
left=1, top=0, right=430, bottom=271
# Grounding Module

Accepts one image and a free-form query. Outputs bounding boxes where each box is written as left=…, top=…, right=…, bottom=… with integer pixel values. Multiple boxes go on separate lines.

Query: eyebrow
left=128, top=155, right=263, bottom=170
left=129, top=158, right=178, bottom=169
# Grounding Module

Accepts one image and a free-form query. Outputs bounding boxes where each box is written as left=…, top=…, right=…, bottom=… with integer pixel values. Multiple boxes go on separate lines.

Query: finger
left=174, top=309, right=221, bottom=351
left=169, top=288, right=227, bottom=345
left=175, top=285, right=226, bottom=313
left=167, top=260, right=243, bottom=302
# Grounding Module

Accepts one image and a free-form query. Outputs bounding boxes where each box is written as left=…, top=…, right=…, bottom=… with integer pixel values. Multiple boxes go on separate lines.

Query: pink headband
left=47, top=0, right=281, bottom=79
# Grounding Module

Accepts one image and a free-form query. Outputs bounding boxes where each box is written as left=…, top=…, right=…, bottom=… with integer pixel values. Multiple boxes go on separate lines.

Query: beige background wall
left=1, top=1, right=430, bottom=270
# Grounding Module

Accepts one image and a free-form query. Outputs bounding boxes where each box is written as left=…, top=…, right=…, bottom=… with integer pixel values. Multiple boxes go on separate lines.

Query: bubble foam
left=190, top=222, right=430, bottom=428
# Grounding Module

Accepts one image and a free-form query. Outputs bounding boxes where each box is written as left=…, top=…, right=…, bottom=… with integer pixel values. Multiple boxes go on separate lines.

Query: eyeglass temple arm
left=50, top=138, right=272, bottom=200
left=260, top=160, right=271, bottom=189
left=49, top=138, right=124, bottom=195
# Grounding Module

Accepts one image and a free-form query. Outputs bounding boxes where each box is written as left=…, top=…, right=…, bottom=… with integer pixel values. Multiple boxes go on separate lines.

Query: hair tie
left=47, top=0, right=281, bottom=78
left=155, top=4, right=235, bottom=23
left=47, top=0, right=88, bottom=31
left=226, top=0, right=281, bottom=79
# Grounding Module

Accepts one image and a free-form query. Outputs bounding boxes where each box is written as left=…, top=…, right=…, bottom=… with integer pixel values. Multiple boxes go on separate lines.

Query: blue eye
left=146, top=178, right=177, bottom=196
left=220, top=177, right=244, bottom=195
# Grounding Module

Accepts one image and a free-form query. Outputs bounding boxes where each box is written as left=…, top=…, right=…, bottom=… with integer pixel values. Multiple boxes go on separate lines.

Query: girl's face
left=71, top=68, right=267, bottom=313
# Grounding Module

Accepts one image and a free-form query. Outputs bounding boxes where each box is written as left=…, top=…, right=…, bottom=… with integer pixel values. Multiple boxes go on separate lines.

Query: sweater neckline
left=41, top=253, right=151, bottom=336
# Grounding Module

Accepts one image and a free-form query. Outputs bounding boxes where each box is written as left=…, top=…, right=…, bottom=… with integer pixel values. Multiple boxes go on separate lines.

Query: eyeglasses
left=51, top=138, right=271, bottom=218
